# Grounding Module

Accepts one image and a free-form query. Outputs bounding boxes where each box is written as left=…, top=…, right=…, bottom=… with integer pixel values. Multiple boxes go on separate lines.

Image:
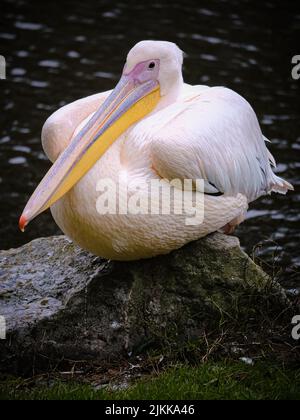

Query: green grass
left=1, top=361, right=300, bottom=400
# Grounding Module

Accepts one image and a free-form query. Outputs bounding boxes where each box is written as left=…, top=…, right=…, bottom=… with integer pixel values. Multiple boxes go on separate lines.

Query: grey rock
left=0, top=234, right=287, bottom=374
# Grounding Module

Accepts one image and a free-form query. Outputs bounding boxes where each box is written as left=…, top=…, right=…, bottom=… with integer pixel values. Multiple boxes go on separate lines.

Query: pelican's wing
left=148, top=84, right=293, bottom=202
left=42, top=91, right=111, bottom=163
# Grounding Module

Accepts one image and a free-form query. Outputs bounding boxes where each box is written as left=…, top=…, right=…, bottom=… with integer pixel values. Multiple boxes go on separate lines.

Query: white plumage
left=146, top=84, right=291, bottom=201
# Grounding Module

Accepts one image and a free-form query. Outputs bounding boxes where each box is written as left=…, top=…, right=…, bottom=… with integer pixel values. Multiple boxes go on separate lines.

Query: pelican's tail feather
left=265, top=145, right=294, bottom=195
left=269, top=173, right=294, bottom=195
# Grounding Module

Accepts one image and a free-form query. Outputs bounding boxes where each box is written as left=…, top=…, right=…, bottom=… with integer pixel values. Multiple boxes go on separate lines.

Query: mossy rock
left=0, top=233, right=287, bottom=374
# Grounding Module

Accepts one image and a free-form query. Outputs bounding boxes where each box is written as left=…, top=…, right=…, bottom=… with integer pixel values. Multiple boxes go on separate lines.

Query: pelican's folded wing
left=42, top=91, right=112, bottom=163
left=149, top=85, right=292, bottom=202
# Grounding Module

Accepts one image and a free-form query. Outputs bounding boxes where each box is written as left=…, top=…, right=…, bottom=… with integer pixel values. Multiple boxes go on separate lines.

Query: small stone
left=240, top=357, right=255, bottom=366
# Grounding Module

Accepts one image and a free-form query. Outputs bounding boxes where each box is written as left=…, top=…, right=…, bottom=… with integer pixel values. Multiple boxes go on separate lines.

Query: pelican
left=19, top=40, right=293, bottom=260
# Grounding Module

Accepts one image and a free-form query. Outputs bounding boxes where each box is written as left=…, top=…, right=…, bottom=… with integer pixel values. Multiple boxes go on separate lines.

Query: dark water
left=0, top=0, right=299, bottom=289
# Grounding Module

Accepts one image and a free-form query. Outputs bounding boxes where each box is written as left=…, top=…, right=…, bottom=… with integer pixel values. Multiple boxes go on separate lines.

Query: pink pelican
left=19, top=41, right=293, bottom=260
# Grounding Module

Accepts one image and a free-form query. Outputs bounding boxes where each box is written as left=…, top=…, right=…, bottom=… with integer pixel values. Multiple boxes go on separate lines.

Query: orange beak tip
left=19, top=215, right=28, bottom=232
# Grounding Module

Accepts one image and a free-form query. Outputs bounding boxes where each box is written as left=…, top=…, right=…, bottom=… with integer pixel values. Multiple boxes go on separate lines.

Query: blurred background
left=0, top=0, right=299, bottom=290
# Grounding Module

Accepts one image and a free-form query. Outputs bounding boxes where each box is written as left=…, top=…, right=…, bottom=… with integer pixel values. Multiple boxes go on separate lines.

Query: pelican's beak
left=19, top=68, right=160, bottom=231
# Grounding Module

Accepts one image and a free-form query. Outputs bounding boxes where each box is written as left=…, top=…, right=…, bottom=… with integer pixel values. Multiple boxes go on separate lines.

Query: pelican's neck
left=154, top=72, right=184, bottom=112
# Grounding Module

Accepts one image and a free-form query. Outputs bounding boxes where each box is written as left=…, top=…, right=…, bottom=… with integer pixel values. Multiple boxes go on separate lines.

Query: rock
left=0, top=234, right=287, bottom=374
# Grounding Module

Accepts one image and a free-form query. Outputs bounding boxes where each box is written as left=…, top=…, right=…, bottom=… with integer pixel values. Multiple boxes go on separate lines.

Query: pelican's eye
left=148, top=62, right=156, bottom=70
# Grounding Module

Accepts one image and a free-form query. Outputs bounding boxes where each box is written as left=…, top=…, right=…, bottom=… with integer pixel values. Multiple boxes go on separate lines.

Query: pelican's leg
left=220, top=212, right=246, bottom=235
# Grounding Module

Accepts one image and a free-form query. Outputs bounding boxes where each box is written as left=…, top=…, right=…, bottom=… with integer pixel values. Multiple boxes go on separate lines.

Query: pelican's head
left=19, top=40, right=184, bottom=231
left=125, top=40, right=184, bottom=103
